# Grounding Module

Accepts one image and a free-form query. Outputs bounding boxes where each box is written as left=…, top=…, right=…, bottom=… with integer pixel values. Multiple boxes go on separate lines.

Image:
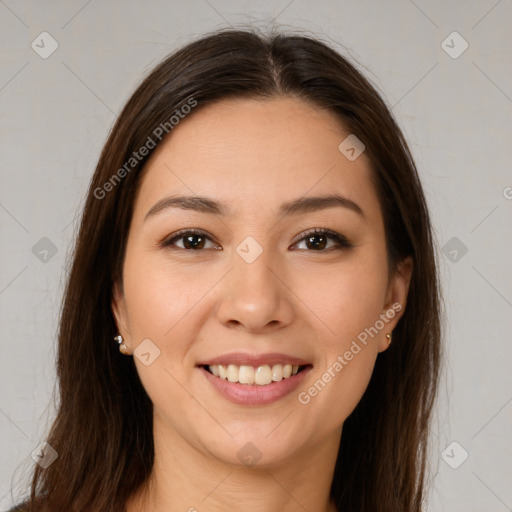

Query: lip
left=196, top=352, right=311, bottom=367
left=198, top=364, right=313, bottom=406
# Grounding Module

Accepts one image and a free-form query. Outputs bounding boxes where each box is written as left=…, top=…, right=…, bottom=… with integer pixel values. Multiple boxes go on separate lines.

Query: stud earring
left=114, top=334, right=130, bottom=355
left=386, top=332, right=392, bottom=345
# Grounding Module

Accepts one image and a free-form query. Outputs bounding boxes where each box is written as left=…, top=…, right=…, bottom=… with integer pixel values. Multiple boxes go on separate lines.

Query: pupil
left=183, top=234, right=328, bottom=250
left=307, top=234, right=326, bottom=250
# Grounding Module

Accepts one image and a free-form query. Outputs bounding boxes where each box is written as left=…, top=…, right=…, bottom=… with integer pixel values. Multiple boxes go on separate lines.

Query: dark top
left=8, top=503, right=28, bottom=511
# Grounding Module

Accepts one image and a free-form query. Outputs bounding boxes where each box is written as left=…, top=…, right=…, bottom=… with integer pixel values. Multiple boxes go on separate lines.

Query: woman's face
left=112, top=96, right=412, bottom=467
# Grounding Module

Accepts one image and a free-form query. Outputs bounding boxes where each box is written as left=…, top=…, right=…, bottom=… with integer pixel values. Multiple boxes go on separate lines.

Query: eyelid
left=290, top=227, right=353, bottom=250
left=161, top=227, right=353, bottom=251
left=162, top=228, right=220, bottom=249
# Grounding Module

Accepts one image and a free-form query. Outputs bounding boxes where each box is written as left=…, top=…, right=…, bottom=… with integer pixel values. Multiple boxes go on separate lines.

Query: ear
left=378, top=256, right=413, bottom=353
left=111, top=280, right=131, bottom=342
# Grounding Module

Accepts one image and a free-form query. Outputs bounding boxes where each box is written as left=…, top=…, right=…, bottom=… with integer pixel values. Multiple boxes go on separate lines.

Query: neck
left=126, top=414, right=341, bottom=512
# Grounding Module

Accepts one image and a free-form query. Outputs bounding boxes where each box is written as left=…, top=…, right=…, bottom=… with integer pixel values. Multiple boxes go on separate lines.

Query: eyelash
left=161, top=227, right=353, bottom=252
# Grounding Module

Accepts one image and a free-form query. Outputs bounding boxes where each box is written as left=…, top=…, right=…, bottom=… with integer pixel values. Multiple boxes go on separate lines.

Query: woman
left=10, top=27, right=442, bottom=512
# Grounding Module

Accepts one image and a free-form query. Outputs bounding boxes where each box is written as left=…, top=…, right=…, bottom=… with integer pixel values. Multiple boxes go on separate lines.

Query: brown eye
left=163, top=229, right=218, bottom=251
left=162, top=228, right=352, bottom=252
left=304, top=233, right=328, bottom=250
left=293, top=228, right=353, bottom=251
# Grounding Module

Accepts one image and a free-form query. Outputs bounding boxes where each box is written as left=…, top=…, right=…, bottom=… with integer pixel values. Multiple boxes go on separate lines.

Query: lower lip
left=198, top=366, right=313, bottom=406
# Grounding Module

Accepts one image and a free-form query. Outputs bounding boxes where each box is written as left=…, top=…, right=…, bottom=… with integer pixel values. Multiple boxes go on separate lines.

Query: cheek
left=122, top=247, right=212, bottom=340
left=294, top=252, right=388, bottom=344
left=296, top=294, right=380, bottom=431
left=121, top=251, right=204, bottom=414
left=291, top=250, right=386, bottom=421
left=295, top=320, right=378, bottom=435
left=315, top=349, right=377, bottom=426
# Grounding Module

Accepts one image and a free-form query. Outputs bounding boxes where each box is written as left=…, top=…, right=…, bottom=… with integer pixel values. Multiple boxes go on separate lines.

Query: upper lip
left=196, top=352, right=312, bottom=367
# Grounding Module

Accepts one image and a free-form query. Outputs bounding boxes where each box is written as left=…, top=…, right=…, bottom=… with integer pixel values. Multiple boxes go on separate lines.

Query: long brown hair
left=14, top=27, right=442, bottom=512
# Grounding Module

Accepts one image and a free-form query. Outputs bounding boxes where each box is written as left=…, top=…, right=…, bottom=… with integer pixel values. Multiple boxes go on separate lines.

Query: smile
left=198, top=364, right=313, bottom=406
left=206, top=363, right=304, bottom=385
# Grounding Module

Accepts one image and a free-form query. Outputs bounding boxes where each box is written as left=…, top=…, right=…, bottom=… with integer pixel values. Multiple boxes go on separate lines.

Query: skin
left=112, top=96, right=413, bottom=512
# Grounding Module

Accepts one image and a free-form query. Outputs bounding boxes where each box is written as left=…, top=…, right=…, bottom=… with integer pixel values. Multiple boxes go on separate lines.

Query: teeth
left=227, top=364, right=238, bottom=383
left=272, top=364, right=283, bottom=382
left=239, top=365, right=255, bottom=384
left=207, top=363, right=301, bottom=385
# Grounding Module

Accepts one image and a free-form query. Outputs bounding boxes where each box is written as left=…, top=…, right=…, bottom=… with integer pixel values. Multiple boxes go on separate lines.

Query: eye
left=292, top=228, right=353, bottom=251
left=162, top=229, right=220, bottom=251
left=161, top=227, right=352, bottom=252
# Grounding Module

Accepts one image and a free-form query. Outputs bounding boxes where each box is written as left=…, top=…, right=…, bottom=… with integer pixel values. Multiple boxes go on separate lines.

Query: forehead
left=133, top=96, right=381, bottom=222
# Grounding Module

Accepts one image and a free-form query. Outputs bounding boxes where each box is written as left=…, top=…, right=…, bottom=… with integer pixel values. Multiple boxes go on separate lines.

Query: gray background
left=1, top=1, right=511, bottom=510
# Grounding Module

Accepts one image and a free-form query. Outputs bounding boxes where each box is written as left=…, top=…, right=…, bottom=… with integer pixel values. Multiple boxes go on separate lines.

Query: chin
left=201, top=430, right=301, bottom=469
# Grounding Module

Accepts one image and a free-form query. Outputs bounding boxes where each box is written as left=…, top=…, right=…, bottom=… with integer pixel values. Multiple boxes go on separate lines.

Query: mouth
left=196, top=352, right=313, bottom=405
left=200, top=363, right=311, bottom=385
left=196, top=358, right=313, bottom=406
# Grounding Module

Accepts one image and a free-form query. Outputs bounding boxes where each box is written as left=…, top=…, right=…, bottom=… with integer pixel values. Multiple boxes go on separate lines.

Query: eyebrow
left=144, top=193, right=365, bottom=221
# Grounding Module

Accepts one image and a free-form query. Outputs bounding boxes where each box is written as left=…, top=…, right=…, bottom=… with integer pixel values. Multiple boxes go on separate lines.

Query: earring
left=386, top=332, right=392, bottom=345
left=114, top=334, right=130, bottom=355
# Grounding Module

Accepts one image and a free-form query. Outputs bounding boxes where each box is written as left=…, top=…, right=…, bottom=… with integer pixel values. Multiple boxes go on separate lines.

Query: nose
left=215, top=244, right=295, bottom=334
